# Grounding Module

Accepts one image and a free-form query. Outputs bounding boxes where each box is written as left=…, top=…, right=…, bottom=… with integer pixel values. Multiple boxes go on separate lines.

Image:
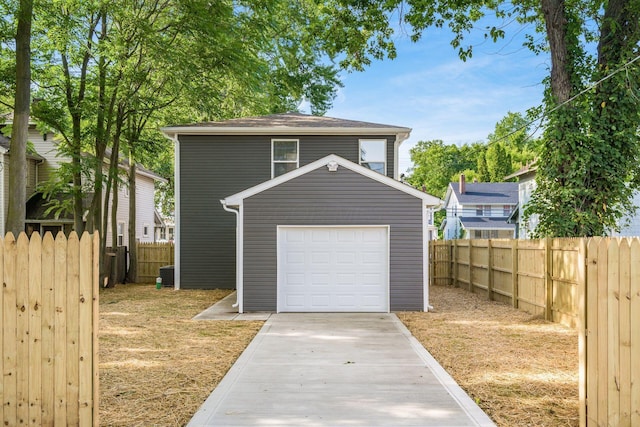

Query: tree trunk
left=104, top=113, right=123, bottom=287
left=540, top=0, right=572, bottom=104
left=6, top=0, right=32, bottom=236
left=128, top=151, right=137, bottom=283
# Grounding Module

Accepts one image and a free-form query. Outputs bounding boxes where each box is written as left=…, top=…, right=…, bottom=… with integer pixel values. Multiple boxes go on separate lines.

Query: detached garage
left=221, top=154, right=441, bottom=313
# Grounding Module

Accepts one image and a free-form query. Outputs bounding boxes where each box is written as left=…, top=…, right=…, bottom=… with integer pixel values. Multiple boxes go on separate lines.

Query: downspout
left=221, top=200, right=241, bottom=310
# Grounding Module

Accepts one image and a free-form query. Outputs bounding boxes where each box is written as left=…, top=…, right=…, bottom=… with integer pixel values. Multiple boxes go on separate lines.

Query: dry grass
left=99, top=283, right=578, bottom=426
left=398, top=285, right=579, bottom=427
left=98, top=284, right=263, bottom=426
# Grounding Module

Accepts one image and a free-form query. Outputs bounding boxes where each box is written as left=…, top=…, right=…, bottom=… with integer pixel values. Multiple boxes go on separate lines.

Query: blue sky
left=318, top=21, right=550, bottom=174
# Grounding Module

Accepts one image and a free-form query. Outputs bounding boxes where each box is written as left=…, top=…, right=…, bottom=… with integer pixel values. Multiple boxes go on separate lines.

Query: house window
left=272, top=139, right=299, bottom=178
left=504, top=205, right=512, bottom=217
left=143, top=224, right=149, bottom=238
left=476, top=205, right=492, bottom=216
left=474, top=230, right=498, bottom=239
left=168, top=227, right=174, bottom=240
left=359, top=139, right=386, bottom=175
left=117, top=221, right=125, bottom=246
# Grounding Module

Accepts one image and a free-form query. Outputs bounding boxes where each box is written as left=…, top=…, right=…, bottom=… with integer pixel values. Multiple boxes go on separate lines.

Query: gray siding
left=243, top=166, right=423, bottom=311
left=179, top=133, right=398, bottom=289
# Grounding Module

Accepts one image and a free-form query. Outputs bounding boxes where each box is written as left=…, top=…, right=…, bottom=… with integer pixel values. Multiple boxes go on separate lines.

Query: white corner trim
left=173, top=135, right=181, bottom=290
left=423, top=207, right=429, bottom=312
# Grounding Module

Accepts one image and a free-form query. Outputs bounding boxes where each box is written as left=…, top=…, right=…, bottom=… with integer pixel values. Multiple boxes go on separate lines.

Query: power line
left=488, top=52, right=640, bottom=147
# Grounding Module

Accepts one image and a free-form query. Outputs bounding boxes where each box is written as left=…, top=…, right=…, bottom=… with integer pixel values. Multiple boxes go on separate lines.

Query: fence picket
left=28, top=233, right=43, bottom=425
left=619, top=239, right=631, bottom=424
left=54, top=232, right=68, bottom=425
left=78, top=233, right=94, bottom=425
left=607, top=240, right=620, bottom=427
left=66, top=232, right=80, bottom=425
left=586, top=238, right=599, bottom=426
left=16, top=233, right=29, bottom=424
left=40, top=232, right=55, bottom=425
left=0, top=234, right=4, bottom=423
left=631, top=238, right=640, bottom=425
left=3, top=234, right=17, bottom=426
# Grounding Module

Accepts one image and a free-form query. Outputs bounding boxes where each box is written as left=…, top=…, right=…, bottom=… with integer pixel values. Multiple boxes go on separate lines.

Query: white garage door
left=277, top=226, right=389, bottom=312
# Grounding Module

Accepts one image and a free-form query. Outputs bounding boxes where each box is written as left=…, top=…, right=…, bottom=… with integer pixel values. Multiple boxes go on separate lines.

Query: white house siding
left=29, top=128, right=66, bottom=184
left=517, top=177, right=538, bottom=239
left=611, top=190, right=640, bottom=237
left=135, top=174, right=156, bottom=243
left=104, top=173, right=157, bottom=247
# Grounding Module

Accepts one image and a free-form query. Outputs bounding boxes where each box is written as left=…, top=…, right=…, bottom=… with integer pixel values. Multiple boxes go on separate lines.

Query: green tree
left=484, top=143, right=512, bottom=182
left=408, top=140, right=462, bottom=198
left=318, top=0, right=640, bottom=237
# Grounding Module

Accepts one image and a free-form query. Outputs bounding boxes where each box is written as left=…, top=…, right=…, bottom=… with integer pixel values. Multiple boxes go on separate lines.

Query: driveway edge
left=391, top=314, right=496, bottom=427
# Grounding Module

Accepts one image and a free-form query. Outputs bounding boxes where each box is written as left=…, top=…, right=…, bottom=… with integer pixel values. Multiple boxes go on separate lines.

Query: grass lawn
left=99, top=284, right=263, bottom=426
left=99, top=283, right=578, bottom=426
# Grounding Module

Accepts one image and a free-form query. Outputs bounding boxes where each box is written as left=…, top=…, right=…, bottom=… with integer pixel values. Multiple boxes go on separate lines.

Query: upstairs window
left=476, top=205, right=492, bottom=216
left=272, top=139, right=299, bottom=178
left=503, top=205, right=513, bottom=217
left=117, top=222, right=125, bottom=246
left=359, top=139, right=386, bottom=175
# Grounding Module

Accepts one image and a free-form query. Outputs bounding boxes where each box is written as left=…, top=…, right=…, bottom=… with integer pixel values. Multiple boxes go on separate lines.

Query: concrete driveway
left=188, top=313, right=495, bottom=427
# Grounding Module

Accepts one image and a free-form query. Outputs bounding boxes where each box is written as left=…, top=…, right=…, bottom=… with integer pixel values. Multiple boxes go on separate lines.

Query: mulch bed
left=398, top=285, right=579, bottom=427
left=99, top=284, right=263, bottom=426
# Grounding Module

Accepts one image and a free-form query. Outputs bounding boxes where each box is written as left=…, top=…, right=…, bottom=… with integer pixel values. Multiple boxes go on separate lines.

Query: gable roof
left=447, top=182, right=518, bottom=205
left=161, top=112, right=411, bottom=140
left=222, top=154, right=442, bottom=207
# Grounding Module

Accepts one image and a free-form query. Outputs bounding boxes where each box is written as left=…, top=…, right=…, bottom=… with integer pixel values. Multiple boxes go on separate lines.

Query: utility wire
left=487, top=52, right=640, bottom=148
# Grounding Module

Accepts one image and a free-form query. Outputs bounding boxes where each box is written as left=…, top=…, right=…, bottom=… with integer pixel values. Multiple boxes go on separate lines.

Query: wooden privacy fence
left=583, top=238, right=640, bottom=426
left=137, top=242, right=174, bottom=283
left=1, top=231, right=99, bottom=426
left=430, top=237, right=640, bottom=426
left=430, top=238, right=584, bottom=328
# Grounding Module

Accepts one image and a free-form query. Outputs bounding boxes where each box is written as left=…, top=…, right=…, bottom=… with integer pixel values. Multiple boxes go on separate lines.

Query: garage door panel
left=278, top=226, right=388, bottom=312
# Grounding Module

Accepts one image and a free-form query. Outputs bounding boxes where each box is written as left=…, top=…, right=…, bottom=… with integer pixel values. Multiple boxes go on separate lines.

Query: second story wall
left=177, top=132, right=399, bottom=289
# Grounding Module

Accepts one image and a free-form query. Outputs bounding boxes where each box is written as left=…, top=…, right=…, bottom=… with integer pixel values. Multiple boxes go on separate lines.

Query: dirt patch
left=99, top=284, right=263, bottom=426
left=397, top=285, right=579, bottom=427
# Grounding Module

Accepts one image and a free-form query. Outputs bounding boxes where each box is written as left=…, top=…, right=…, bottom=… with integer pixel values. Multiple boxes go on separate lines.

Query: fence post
left=468, top=239, right=473, bottom=292
left=452, top=240, right=458, bottom=287
left=487, top=239, right=494, bottom=301
left=512, top=238, right=518, bottom=308
left=577, top=238, right=587, bottom=427
left=545, top=237, right=553, bottom=321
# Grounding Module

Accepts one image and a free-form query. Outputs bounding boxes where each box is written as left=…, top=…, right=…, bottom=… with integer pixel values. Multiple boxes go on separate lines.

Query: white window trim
left=271, top=139, right=299, bottom=178
left=143, top=223, right=149, bottom=237
left=358, top=139, right=387, bottom=175
left=117, top=221, right=126, bottom=246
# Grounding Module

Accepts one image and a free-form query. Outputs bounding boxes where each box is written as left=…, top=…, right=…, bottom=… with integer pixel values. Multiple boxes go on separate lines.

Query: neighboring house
left=507, top=165, right=640, bottom=238
left=505, top=164, right=538, bottom=239
left=0, top=131, right=47, bottom=235
left=161, top=112, right=442, bottom=313
left=441, top=175, right=518, bottom=240
left=0, top=117, right=163, bottom=245
left=154, top=213, right=175, bottom=242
